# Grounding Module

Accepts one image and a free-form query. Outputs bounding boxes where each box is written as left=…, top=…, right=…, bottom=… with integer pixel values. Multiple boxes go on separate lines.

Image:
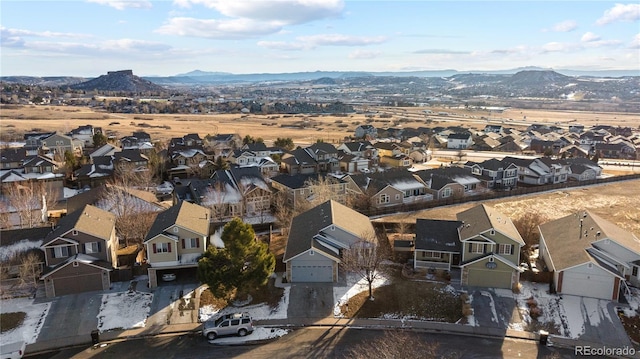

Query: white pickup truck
left=0, top=341, right=26, bottom=359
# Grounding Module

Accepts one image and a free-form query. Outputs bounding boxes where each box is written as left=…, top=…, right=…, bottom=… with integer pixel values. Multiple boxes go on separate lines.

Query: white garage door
left=291, top=265, right=333, bottom=282
left=562, top=270, right=614, bottom=300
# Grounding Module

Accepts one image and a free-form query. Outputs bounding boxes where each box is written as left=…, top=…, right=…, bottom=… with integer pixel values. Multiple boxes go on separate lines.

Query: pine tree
left=197, top=218, right=275, bottom=299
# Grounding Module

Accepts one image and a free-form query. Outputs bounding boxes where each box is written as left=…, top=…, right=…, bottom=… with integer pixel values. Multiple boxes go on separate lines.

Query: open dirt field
left=1, top=105, right=638, bottom=146
left=375, top=179, right=640, bottom=236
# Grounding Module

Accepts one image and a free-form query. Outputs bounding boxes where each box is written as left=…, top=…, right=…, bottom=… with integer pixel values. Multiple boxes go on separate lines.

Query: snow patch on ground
left=481, top=291, right=499, bottom=323
left=0, top=298, right=50, bottom=344
left=332, top=272, right=391, bottom=317
left=465, top=293, right=477, bottom=326
left=97, top=291, right=153, bottom=333
left=209, top=327, right=289, bottom=344
left=559, top=295, right=584, bottom=338
left=199, top=287, right=290, bottom=323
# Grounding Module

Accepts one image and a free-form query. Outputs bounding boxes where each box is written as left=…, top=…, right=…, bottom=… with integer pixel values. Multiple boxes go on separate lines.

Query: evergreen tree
left=197, top=218, right=275, bottom=299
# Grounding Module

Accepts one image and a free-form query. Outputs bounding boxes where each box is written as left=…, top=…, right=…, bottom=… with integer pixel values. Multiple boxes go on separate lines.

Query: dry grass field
left=1, top=104, right=638, bottom=146
left=376, top=179, right=640, bottom=235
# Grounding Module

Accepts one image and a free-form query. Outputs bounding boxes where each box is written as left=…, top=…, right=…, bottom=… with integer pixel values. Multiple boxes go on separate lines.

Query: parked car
left=156, top=181, right=174, bottom=195
left=202, top=312, right=254, bottom=340
left=0, top=341, right=26, bottom=359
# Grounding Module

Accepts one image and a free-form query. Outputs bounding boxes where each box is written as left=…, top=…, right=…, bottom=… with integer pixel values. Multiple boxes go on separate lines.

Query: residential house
left=447, top=132, right=473, bottom=149
left=457, top=204, right=524, bottom=289
left=120, top=131, right=152, bottom=150
left=464, top=158, right=518, bottom=190
left=595, top=142, right=636, bottom=160
left=89, top=144, right=119, bottom=160
left=144, top=201, right=210, bottom=288
left=562, top=158, right=602, bottom=181
left=413, top=219, right=463, bottom=271
left=41, top=133, right=82, bottom=156
left=230, top=146, right=279, bottom=178
left=344, top=169, right=432, bottom=208
left=337, top=152, right=370, bottom=174
left=539, top=210, right=640, bottom=301
left=205, top=133, right=241, bottom=157
left=168, top=148, right=213, bottom=179
left=280, top=143, right=339, bottom=175
left=68, top=125, right=101, bottom=147
left=40, top=205, right=117, bottom=297
left=283, top=200, right=375, bottom=282
left=484, top=125, right=503, bottom=134
left=501, top=156, right=570, bottom=185
left=354, top=124, right=378, bottom=139
left=271, top=173, right=347, bottom=209
left=1, top=148, right=30, bottom=170
left=374, top=142, right=411, bottom=168
left=188, top=167, right=272, bottom=223
left=413, top=169, right=465, bottom=200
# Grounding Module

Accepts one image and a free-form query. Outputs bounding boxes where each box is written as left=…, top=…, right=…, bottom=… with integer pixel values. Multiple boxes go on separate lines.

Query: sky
left=1, top=0, right=639, bottom=77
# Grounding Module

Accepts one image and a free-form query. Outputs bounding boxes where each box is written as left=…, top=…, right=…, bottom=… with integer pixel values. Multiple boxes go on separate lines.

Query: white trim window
left=379, top=193, right=390, bottom=204
left=442, top=187, right=452, bottom=198
left=498, top=244, right=513, bottom=255
left=469, top=243, right=484, bottom=254
left=157, top=242, right=170, bottom=253
left=53, top=246, right=70, bottom=258
left=85, top=242, right=100, bottom=254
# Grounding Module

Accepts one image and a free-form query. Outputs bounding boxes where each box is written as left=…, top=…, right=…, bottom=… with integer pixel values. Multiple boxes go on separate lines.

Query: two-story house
left=354, top=124, right=378, bottom=139
left=465, top=158, right=518, bottom=190
left=457, top=204, right=524, bottom=289
left=144, top=201, right=210, bottom=288
left=447, top=132, right=473, bottom=149
left=41, top=133, right=82, bottom=156
left=68, top=125, right=101, bottom=147
left=40, top=205, right=117, bottom=297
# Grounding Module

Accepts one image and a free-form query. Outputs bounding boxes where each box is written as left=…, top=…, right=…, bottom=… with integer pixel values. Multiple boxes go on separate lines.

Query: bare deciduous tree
left=18, top=252, right=42, bottom=291
left=3, top=181, right=50, bottom=228
left=341, top=230, right=388, bottom=301
left=272, top=191, right=294, bottom=236
left=513, top=212, right=549, bottom=258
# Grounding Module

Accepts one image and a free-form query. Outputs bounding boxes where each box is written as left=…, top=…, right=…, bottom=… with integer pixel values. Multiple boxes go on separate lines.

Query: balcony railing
left=415, top=260, right=451, bottom=271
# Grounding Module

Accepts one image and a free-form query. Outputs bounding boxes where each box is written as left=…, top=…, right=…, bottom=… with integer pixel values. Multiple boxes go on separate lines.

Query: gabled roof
left=457, top=204, right=524, bottom=245
left=0, top=148, right=30, bottom=164
left=448, top=132, right=472, bottom=140
left=415, top=219, right=462, bottom=252
left=271, top=173, right=341, bottom=190
left=283, top=200, right=374, bottom=262
left=539, top=210, right=640, bottom=271
left=43, top=205, right=115, bottom=246
left=144, top=201, right=210, bottom=241
left=460, top=252, right=521, bottom=270
left=340, top=141, right=373, bottom=152
left=41, top=253, right=112, bottom=278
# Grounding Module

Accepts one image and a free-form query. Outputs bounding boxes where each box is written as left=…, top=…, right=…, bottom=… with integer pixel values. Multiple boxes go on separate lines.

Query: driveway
left=36, top=290, right=103, bottom=342
left=288, top=283, right=334, bottom=319
left=468, top=288, right=520, bottom=330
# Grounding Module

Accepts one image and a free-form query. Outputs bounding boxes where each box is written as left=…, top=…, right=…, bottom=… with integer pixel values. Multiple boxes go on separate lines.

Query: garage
left=51, top=273, right=104, bottom=296
left=42, top=259, right=112, bottom=298
left=561, top=267, right=615, bottom=300
left=291, top=265, right=333, bottom=282
left=467, top=269, right=513, bottom=289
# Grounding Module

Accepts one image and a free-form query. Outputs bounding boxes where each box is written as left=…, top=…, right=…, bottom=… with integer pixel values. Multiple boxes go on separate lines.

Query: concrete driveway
left=36, top=290, right=103, bottom=342
left=287, top=283, right=334, bottom=319
left=469, top=289, right=520, bottom=330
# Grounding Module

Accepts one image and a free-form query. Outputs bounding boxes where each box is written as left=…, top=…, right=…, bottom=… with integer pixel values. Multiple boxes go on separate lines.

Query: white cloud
left=297, top=34, right=386, bottom=46
left=629, top=33, right=640, bottom=49
left=9, top=38, right=171, bottom=56
left=542, top=42, right=577, bottom=53
left=1, top=27, right=89, bottom=39
left=414, top=48, right=470, bottom=54
left=156, top=17, right=282, bottom=39
left=581, top=32, right=601, bottom=42
left=87, top=0, right=152, bottom=10
left=348, top=49, right=381, bottom=59
left=552, top=20, right=577, bottom=32
left=596, top=3, right=640, bottom=25
left=257, top=41, right=308, bottom=51
left=172, top=0, right=343, bottom=25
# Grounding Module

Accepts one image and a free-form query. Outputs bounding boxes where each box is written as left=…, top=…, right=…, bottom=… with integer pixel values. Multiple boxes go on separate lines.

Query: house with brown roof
left=539, top=211, right=640, bottom=301
left=283, top=200, right=374, bottom=282
left=144, top=201, right=210, bottom=288
left=40, top=205, right=117, bottom=297
left=457, top=204, right=524, bottom=289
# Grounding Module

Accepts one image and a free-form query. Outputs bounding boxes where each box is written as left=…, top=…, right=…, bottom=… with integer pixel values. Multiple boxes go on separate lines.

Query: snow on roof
left=452, top=175, right=480, bottom=185
left=0, top=239, right=43, bottom=261
left=389, top=179, right=424, bottom=191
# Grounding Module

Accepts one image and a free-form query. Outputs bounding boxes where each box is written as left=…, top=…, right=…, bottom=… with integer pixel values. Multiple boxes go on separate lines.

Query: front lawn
left=341, top=270, right=463, bottom=323
left=0, top=312, right=26, bottom=333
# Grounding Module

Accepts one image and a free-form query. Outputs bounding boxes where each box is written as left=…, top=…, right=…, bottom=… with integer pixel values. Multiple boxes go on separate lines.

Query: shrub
left=530, top=306, right=542, bottom=320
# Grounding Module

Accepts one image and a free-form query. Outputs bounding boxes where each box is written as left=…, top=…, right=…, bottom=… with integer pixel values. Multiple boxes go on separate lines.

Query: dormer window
left=72, top=230, right=78, bottom=236
left=173, top=227, right=179, bottom=233
left=309, top=250, right=314, bottom=256
left=490, top=229, right=495, bottom=235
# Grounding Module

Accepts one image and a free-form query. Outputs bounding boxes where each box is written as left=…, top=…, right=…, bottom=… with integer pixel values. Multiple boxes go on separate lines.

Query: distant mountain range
left=1, top=66, right=637, bottom=89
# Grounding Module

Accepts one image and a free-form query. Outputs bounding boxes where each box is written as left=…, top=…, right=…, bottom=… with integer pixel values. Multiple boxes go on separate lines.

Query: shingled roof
left=43, top=205, right=115, bottom=245
left=539, top=210, right=640, bottom=271
left=415, top=219, right=463, bottom=252
left=283, top=200, right=374, bottom=262
left=145, top=201, right=210, bottom=241
left=457, top=204, right=524, bottom=245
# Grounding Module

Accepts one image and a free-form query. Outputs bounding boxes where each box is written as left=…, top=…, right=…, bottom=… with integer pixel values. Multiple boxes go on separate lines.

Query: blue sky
left=1, top=0, right=639, bottom=77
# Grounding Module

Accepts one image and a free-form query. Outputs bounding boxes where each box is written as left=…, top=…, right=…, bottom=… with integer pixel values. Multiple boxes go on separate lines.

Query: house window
left=469, top=243, right=484, bottom=254
left=85, top=242, right=100, bottom=254
left=183, top=238, right=200, bottom=249
left=173, top=227, right=179, bottom=233
left=633, top=266, right=638, bottom=278
left=53, top=246, right=70, bottom=258
left=72, top=230, right=78, bottom=236
left=498, top=244, right=513, bottom=255
left=422, top=251, right=442, bottom=259
left=379, top=193, right=390, bottom=204
left=442, top=188, right=452, bottom=198
left=490, top=229, right=495, bottom=235
left=156, top=242, right=171, bottom=253
left=395, top=194, right=401, bottom=200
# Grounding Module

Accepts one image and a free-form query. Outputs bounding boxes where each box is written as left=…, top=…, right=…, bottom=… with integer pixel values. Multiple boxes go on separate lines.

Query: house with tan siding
left=144, top=201, right=210, bottom=288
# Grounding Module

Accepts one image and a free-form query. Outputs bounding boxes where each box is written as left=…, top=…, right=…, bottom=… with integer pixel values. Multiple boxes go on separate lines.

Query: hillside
left=70, top=70, right=165, bottom=92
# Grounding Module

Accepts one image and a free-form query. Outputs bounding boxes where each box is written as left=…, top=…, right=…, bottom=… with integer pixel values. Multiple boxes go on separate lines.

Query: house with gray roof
left=539, top=210, right=640, bottom=301
left=457, top=204, right=524, bottom=289
left=40, top=205, right=116, bottom=297
left=283, top=200, right=375, bottom=282
left=144, top=201, right=210, bottom=288
left=413, top=219, right=463, bottom=271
